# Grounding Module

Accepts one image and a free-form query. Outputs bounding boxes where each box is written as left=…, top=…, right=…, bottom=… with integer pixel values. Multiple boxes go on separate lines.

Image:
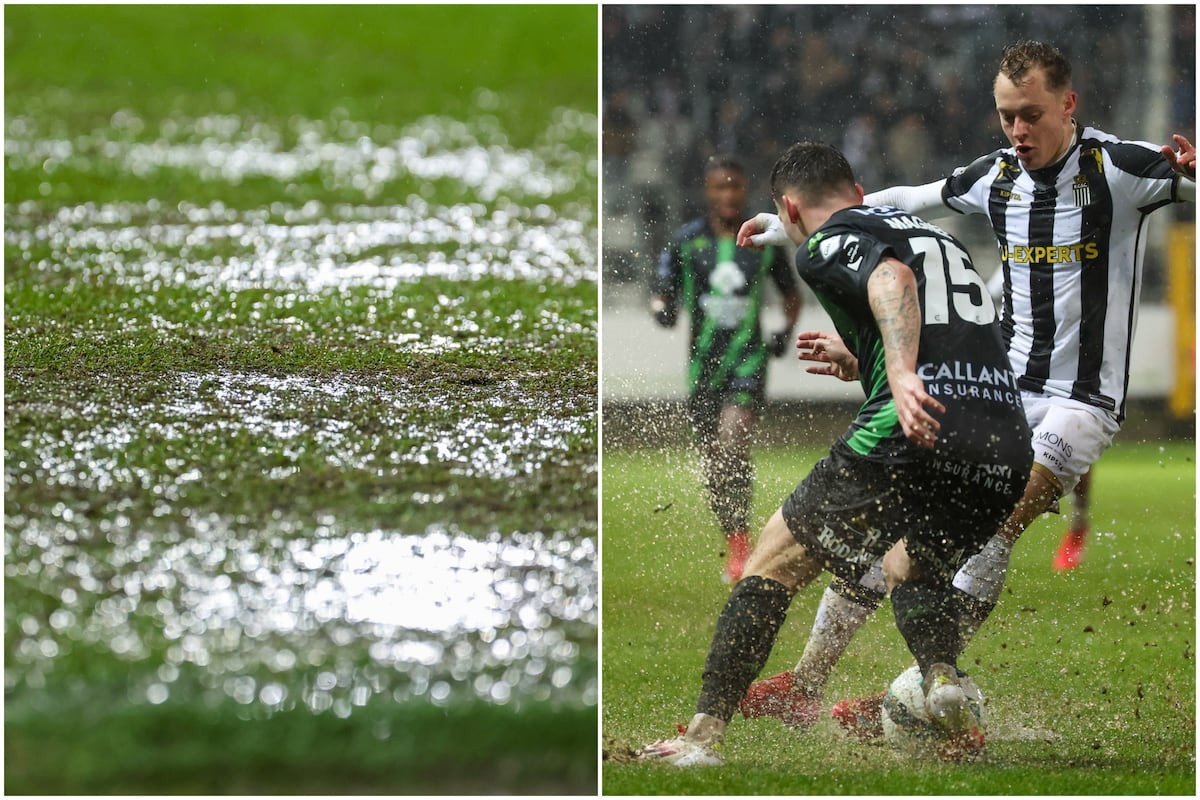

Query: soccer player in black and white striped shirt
left=737, top=40, right=1195, bottom=736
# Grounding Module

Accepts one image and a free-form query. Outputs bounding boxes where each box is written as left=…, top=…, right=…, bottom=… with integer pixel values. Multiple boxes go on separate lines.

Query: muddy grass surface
left=5, top=5, right=598, bottom=793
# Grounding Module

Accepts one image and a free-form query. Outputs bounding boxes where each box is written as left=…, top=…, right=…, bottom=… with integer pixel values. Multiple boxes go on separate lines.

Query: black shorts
left=687, top=375, right=765, bottom=442
left=781, top=444, right=1029, bottom=585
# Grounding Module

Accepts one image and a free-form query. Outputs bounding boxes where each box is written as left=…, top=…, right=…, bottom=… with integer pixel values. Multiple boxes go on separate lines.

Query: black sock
left=890, top=579, right=961, bottom=676
left=696, top=575, right=792, bottom=722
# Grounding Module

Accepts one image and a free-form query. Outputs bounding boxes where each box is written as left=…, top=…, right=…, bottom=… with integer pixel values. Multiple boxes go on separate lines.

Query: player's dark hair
left=705, top=154, right=745, bottom=177
left=997, top=40, right=1072, bottom=92
left=769, top=141, right=856, bottom=203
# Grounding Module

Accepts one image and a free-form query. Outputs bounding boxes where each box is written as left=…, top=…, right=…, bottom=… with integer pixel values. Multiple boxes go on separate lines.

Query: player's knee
left=882, top=541, right=917, bottom=593
left=743, top=512, right=820, bottom=592
left=746, top=558, right=818, bottom=594
left=718, top=406, right=755, bottom=447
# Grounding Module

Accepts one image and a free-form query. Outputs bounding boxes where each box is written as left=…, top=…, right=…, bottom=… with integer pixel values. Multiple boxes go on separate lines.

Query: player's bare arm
left=1161, top=133, right=1196, bottom=179
left=795, top=330, right=858, bottom=381
left=867, top=258, right=945, bottom=448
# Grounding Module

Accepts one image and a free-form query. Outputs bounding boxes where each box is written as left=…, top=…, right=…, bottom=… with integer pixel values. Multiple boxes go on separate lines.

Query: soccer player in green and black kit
left=639, top=141, right=1031, bottom=766
left=650, top=155, right=802, bottom=583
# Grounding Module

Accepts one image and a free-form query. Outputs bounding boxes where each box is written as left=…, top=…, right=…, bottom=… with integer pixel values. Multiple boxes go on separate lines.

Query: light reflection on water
left=5, top=108, right=597, bottom=202
left=5, top=107, right=598, bottom=716
left=5, top=108, right=598, bottom=290
left=8, top=370, right=592, bottom=491
left=5, top=368, right=597, bottom=710
left=6, top=512, right=597, bottom=712
left=4, top=197, right=597, bottom=290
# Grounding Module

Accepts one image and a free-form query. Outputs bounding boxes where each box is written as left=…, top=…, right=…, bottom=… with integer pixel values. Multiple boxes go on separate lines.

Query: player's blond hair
left=996, top=40, right=1072, bottom=92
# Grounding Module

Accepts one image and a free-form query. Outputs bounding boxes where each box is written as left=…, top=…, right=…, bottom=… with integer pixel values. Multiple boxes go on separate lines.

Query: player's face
left=993, top=67, right=1077, bottom=170
left=705, top=168, right=747, bottom=226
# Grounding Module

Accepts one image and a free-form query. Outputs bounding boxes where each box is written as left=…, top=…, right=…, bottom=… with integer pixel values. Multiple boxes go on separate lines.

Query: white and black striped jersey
left=939, top=125, right=1188, bottom=422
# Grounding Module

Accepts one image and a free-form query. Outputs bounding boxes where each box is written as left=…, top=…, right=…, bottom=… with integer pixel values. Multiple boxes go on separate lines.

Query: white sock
left=952, top=534, right=1013, bottom=607
left=792, top=585, right=877, bottom=697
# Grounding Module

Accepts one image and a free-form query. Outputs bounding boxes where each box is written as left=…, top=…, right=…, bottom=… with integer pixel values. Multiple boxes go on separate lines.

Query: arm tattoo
left=868, top=260, right=921, bottom=371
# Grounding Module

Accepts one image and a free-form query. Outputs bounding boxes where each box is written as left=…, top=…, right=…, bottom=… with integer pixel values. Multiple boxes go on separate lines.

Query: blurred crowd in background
left=602, top=5, right=1196, bottom=295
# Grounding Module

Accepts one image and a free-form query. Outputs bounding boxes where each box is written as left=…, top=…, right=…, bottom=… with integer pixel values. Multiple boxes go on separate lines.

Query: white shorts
left=1021, top=391, right=1120, bottom=497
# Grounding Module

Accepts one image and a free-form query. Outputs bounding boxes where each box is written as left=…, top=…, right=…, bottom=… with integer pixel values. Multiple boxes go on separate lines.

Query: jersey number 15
left=912, top=236, right=996, bottom=326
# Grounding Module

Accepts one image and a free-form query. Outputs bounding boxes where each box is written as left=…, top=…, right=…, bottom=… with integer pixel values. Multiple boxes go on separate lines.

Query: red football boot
left=739, top=670, right=821, bottom=729
left=722, top=530, right=750, bottom=584
left=1053, top=527, right=1087, bottom=571
left=830, top=691, right=887, bottom=742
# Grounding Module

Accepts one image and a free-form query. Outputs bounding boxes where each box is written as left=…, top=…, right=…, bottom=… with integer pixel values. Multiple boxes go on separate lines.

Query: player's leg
left=1054, top=467, right=1092, bottom=571
left=738, top=453, right=917, bottom=735
left=953, top=466, right=1060, bottom=640
left=885, top=541, right=984, bottom=752
left=955, top=397, right=1118, bottom=640
left=642, top=450, right=896, bottom=764
left=714, top=402, right=756, bottom=582
left=694, top=509, right=821, bottom=732
left=689, top=391, right=751, bottom=581
left=884, top=457, right=1027, bottom=746
left=639, top=506, right=821, bottom=764
left=883, top=539, right=963, bottom=677
left=740, top=574, right=883, bottom=728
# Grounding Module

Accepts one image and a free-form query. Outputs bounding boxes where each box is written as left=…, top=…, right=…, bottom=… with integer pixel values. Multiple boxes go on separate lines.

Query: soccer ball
left=881, top=665, right=986, bottom=759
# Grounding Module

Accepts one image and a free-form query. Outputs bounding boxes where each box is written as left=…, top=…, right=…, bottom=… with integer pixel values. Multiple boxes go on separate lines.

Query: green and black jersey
left=797, top=206, right=1031, bottom=466
left=654, top=217, right=798, bottom=400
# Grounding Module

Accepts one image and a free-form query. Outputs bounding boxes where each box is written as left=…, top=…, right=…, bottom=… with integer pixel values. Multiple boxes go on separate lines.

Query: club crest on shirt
left=709, top=259, right=745, bottom=295
left=996, top=158, right=1021, bottom=184
left=1072, top=173, right=1093, bottom=207
left=700, top=259, right=750, bottom=328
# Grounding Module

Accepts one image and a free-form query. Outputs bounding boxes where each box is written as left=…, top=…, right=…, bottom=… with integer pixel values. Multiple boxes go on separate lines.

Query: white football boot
left=923, top=663, right=985, bottom=760
left=638, top=736, right=723, bottom=767
left=924, top=664, right=973, bottom=729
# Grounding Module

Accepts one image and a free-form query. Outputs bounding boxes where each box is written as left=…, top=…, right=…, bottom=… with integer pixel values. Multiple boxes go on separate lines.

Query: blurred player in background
left=650, top=155, right=802, bottom=583
left=639, top=141, right=1030, bottom=766
left=739, top=39, right=1196, bottom=736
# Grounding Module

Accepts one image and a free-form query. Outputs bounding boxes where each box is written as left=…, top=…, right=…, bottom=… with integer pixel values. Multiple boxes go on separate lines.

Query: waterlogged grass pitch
left=601, top=440, right=1194, bottom=794
left=5, top=5, right=597, bottom=794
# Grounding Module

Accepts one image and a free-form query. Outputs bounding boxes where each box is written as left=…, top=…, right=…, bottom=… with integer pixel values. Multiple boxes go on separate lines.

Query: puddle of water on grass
left=4, top=197, right=596, bottom=291
left=8, top=370, right=593, bottom=489
left=5, top=109, right=597, bottom=290
left=4, top=104, right=595, bottom=714
left=5, top=107, right=598, bottom=714
left=6, top=371, right=596, bottom=714
left=6, top=513, right=597, bottom=713
left=6, top=108, right=596, bottom=202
